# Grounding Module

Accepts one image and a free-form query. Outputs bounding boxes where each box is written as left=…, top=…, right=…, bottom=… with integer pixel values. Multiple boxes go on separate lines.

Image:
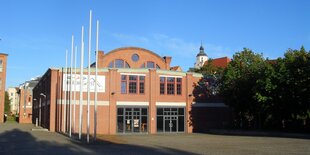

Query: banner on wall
left=63, top=74, right=105, bottom=92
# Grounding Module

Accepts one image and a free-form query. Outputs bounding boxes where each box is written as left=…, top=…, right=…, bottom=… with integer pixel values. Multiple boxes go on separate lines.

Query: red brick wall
left=0, top=54, right=7, bottom=123
left=33, top=47, right=203, bottom=135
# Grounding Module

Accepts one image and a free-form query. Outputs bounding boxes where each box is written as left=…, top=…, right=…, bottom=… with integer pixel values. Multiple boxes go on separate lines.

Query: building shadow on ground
left=0, top=126, right=198, bottom=155
left=205, top=129, right=310, bottom=140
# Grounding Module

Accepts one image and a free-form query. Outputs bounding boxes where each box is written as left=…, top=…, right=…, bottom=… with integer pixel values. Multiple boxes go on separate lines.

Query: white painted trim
left=156, top=102, right=186, bottom=107
left=191, top=102, right=228, bottom=108
left=120, top=73, right=146, bottom=76
left=159, top=75, right=183, bottom=78
left=57, top=100, right=109, bottom=106
left=26, top=106, right=32, bottom=108
left=116, top=101, right=149, bottom=106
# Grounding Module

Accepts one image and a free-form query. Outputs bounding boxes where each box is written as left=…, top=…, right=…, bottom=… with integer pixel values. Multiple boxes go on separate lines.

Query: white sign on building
left=63, top=74, right=105, bottom=92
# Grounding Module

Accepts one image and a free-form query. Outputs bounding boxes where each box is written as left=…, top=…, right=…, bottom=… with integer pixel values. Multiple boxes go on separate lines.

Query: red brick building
left=32, top=47, right=202, bottom=134
left=18, top=78, right=39, bottom=123
left=0, top=53, right=8, bottom=123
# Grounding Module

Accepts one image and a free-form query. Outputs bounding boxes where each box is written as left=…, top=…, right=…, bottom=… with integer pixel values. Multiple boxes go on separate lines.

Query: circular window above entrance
left=132, top=54, right=139, bottom=62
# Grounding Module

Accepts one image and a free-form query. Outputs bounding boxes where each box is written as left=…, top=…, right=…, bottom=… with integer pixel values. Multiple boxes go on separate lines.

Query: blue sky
left=0, top=0, right=309, bottom=88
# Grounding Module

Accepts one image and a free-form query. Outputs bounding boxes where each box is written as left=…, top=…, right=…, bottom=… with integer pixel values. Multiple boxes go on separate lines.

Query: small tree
left=4, top=91, right=11, bottom=114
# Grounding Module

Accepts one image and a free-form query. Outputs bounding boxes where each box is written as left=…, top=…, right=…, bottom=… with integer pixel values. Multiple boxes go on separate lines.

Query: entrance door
left=157, top=107, right=185, bottom=133
left=164, top=116, right=177, bottom=132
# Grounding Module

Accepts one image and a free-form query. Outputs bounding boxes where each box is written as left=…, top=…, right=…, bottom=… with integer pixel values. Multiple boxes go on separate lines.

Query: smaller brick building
left=18, top=78, right=39, bottom=123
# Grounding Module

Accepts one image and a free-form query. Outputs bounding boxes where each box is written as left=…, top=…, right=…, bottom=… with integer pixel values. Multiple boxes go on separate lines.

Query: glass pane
left=117, top=108, right=124, bottom=115
left=178, top=116, right=185, bottom=132
left=147, top=61, right=155, bottom=68
left=177, top=78, right=182, bottom=82
left=157, top=116, right=163, bottom=132
left=167, top=77, right=175, bottom=82
left=132, top=54, right=139, bottom=62
left=121, top=75, right=127, bottom=81
left=141, top=116, right=148, bottom=132
left=125, top=62, right=130, bottom=68
left=142, top=108, right=148, bottom=115
left=139, top=76, right=145, bottom=81
left=108, top=61, right=114, bottom=68
left=125, top=119, right=132, bottom=132
left=115, top=59, right=124, bottom=68
left=129, top=82, right=137, bottom=93
left=129, top=75, right=137, bottom=81
left=133, top=118, right=140, bottom=132
left=167, top=83, right=174, bottom=94
left=178, top=108, right=184, bottom=115
left=117, top=116, right=124, bottom=133
left=165, top=118, right=170, bottom=132
left=140, top=82, right=144, bottom=94
left=160, top=77, right=165, bottom=82
left=157, top=108, right=163, bottom=115
left=121, top=82, right=127, bottom=94
left=177, top=84, right=181, bottom=95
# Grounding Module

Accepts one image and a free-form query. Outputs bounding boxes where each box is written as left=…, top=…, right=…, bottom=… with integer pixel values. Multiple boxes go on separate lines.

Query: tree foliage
left=4, top=91, right=11, bottom=114
left=219, top=46, right=310, bottom=131
left=192, top=59, right=224, bottom=103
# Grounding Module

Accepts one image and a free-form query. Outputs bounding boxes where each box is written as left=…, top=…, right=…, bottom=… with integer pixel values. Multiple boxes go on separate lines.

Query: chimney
left=97, top=50, right=104, bottom=68
left=163, top=56, right=172, bottom=70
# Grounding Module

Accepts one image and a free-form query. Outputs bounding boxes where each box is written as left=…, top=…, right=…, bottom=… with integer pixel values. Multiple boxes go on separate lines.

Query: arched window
left=108, top=59, right=130, bottom=68
left=140, top=61, right=160, bottom=69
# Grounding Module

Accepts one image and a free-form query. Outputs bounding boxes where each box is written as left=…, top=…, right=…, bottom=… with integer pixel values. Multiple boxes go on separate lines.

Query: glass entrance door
left=164, top=116, right=177, bottom=132
left=157, top=108, right=184, bottom=133
left=117, top=107, right=148, bottom=133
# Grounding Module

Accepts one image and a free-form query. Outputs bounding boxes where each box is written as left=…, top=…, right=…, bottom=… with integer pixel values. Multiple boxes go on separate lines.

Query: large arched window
left=140, top=61, right=160, bottom=69
left=108, top=59, right=130, bottom=68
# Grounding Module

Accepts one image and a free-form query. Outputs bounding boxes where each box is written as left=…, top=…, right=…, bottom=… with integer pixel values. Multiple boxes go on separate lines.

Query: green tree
left=4, top=91, right=11, bottom=114
left=220, top=48, right=268, bottom=129
left=271, top=46, right=310, bottom=130
left=192, top=59, right=224, bottom=103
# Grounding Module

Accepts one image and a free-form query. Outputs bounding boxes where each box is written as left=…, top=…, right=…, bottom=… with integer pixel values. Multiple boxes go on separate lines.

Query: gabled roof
left=204, top=57, right=231, bottom=68
left=170, top=66, right=183, bottom=71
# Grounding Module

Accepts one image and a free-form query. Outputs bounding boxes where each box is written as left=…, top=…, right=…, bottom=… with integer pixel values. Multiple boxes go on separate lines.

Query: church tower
left=194, top=43, right=208, bottom=69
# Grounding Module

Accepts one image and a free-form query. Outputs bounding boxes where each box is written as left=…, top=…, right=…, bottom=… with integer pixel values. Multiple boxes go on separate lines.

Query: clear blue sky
left=0, top=0, right=309, bottom=88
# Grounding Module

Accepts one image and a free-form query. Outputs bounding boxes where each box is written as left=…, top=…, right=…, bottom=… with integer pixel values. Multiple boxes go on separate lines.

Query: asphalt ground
left=1, top=122, right=310, bottom=155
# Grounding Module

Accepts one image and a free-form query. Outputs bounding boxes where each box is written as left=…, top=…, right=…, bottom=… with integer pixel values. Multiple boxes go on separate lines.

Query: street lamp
left=33, top=98, right=37, bottom=126
left=39, top=93, right=46, bottom=126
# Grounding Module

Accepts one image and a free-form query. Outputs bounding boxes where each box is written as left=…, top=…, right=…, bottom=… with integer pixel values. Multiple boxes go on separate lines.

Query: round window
left=132, top=54, right=139, bottom=62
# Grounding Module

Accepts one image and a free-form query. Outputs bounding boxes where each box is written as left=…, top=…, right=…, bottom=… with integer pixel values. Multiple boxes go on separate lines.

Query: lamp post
left=33, top=98, right=37, bottom=126
left=40, top=93, right=46, bottom=126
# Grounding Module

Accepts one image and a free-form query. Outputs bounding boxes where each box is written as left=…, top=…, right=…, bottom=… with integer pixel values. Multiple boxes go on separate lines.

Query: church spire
left=197, top=41, right=207, bottom=57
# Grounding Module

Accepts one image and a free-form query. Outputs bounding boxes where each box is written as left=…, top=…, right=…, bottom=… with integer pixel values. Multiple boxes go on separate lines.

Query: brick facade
left=33, top=47, right=202, bottom=134
left=0, top=53, right=8, bottom=123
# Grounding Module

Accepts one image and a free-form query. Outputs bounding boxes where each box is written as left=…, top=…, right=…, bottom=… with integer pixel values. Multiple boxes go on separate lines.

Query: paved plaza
left=0, top=122, right=310, bottom=155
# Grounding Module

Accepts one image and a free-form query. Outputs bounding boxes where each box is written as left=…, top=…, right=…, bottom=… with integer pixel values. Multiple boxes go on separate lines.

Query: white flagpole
left=69, top=35, right=74, bottom=137
left=94, top=20, right=99, bottom=141
left=79, top=26, right=84, bottom=140
left=73, top=45, right=77, bottom=133
left=64, top=49, right=68, bottom=133
left=87, top=10, right=92, bottom=144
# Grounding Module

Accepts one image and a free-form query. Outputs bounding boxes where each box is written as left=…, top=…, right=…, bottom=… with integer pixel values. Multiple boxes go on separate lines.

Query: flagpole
left=79, top=26, right=84, bottom=140
left=94, top=20, right=99, bottom=141
left=73, top=45, right=77, bottom=133
left=69, top=35, right=74, bottom=137
left=64, top=49, right=68, bottom=133
left=87, top=9, right=92, bottom=144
